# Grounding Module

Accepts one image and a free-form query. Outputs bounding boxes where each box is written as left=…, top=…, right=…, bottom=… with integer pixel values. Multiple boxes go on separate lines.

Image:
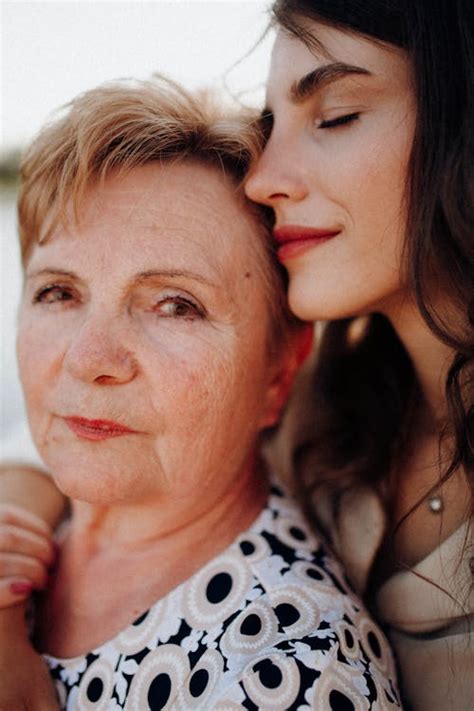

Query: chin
left=287, top=281, right=356, bottom=322
left=287, top=270, right=403, bottom=323
left=47, top=461, right=137, bottom=505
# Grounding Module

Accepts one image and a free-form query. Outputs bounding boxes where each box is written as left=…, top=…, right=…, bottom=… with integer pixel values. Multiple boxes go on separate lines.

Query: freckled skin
left=245, top=24, right=416, bottom=322
left=17, top=163, right=286, bottom=508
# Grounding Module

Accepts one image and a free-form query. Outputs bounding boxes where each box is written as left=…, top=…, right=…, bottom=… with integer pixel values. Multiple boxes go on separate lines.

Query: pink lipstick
left=273, top=226, right=340, bottom=261
left=64, top=417, right=137, bottom=441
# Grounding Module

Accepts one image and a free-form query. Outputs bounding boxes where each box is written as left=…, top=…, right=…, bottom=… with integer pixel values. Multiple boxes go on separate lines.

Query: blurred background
left=1, top=0, right=274, bottom=456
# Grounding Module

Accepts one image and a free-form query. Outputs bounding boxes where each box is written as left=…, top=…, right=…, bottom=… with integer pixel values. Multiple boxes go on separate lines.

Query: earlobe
left=260, top=324, right=314, bottom=429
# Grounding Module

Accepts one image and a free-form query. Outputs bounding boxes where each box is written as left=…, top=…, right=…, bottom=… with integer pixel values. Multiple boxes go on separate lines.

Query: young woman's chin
left=286, top=274, right=364, bottom=322
left=285, top=260, right=407, bottom=323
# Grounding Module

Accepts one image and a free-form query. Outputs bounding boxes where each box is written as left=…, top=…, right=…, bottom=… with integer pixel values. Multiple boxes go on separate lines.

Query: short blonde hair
left=18, top=75, right=301, bottom=350
left=19, top=76, right=263, bottom=261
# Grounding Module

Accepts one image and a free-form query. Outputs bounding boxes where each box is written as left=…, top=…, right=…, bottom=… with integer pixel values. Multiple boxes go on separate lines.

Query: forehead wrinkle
left=290, top=62, right=372, bottom=104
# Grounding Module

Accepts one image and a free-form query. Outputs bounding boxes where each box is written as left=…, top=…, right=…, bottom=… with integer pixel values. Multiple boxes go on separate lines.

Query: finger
left=0, top=577, right=33, bottom=607
left=0, top=524, right=55, bottom=566
left=0, top=504, right=53, bottom=538
left=0, top=553, right=48, bottom=589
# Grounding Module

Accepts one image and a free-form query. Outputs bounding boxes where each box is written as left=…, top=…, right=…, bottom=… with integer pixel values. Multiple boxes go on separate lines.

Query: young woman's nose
left=245, top=136, right=308, bottom=207
left=63, top=316, right=137, bottom=385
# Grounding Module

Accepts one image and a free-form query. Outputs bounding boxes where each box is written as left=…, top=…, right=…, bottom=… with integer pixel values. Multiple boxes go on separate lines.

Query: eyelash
left=33, top=284, right=75, bottom=304
left=32, top=286, right=205, bottom=321
left=154, top=296, right=205, bottom=321
left=318, top=112, right=360, bottom=129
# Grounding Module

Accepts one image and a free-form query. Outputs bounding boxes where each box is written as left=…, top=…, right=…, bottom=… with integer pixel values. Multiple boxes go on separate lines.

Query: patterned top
left=44, top=483, right=400, bottom=710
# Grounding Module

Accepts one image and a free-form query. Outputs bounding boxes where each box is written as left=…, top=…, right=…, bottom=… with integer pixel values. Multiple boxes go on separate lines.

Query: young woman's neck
left=384, top=299, right=453, bottom=428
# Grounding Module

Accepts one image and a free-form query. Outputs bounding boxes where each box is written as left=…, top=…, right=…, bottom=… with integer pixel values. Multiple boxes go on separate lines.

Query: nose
left=63, top=316, right=137, bottom=385
left=245, top=135, right=308, bottom=207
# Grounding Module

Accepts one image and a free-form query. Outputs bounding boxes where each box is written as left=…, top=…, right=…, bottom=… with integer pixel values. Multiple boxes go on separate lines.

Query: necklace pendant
left=428, top=495, right=444, bottom=513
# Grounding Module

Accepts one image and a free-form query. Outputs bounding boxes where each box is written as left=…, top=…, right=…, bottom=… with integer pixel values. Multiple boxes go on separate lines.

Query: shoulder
left=209, top=483, right=401, bottom=708
left=44, top=484, right=400, bottom=709
left=213, top=642, right=401, bottom=709
left=310, top=483, right=387, bottom=595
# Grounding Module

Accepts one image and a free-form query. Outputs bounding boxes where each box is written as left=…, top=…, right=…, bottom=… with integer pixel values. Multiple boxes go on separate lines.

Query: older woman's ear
left=260, top=324, right=314, bottom=429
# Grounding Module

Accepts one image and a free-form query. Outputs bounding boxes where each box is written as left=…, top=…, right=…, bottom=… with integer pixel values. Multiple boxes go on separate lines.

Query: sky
left=2, top=0, right=274, bottom=151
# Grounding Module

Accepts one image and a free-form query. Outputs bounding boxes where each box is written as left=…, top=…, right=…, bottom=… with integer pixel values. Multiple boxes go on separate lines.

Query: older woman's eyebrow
left=25, top=268, right=78, bottom=280
left=135, top=270, right=219, bottom=289
left=290, top=62, right=372, bottom=103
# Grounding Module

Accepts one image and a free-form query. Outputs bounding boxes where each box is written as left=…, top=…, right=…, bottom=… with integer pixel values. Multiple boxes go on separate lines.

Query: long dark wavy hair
left=270, top=0, right=474, bottom=525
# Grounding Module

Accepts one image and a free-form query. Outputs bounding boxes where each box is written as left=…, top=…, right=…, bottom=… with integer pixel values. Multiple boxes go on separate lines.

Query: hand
left=0, top=504, right=56, bottom=607
left=0, top=606, right=60, bottom=710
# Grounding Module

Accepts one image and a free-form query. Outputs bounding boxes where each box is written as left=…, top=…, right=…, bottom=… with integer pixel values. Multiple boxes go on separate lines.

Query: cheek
left=17, top=323, right=45, bottom=399
left=329, top=133, right=411, bottom=275
left=16, top=310, right=67, bottom=437
left=361, top=117, right=413, bottom=218
left=146, top=347, right=239, bottom=427
left=16, top=330, right=50, bottom=448
left=17, top=318, right=61, bottom=386
left=143, top=335, right=269, bottom=440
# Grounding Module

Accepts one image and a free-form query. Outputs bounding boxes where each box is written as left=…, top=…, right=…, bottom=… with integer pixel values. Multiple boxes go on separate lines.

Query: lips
left=273, top=225, right=340, bottom=261
left=63, top=416, right=137, bottom=441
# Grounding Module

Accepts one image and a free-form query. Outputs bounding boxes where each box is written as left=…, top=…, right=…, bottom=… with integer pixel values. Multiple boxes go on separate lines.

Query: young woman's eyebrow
left=290, top=62, right=372, bottom=103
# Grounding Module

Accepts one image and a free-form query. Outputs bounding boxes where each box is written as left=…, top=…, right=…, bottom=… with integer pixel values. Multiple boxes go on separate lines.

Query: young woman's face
left=246, top=22, right=416, bottom=321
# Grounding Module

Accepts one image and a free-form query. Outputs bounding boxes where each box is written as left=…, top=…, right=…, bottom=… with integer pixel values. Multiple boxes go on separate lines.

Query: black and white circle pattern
left=310, top=659, right=372, bottom=711
left=115, top=598, right=168, bottom=655
left=175, top=648, right=224, bottom=709
left=125, top=645, right=189, bottom=711
left=271, top=585, right=320, bottom=639
left=183, top=550, right=252, bottom=629
left=276, top=516, right=316, bottom=552
left=236, top=531, right=271, bottom=564
left=220, top=599, right=279, bottom=659
left=74, top=658, right=115, bottom=710
left=242, top=652, right=301, bottom=710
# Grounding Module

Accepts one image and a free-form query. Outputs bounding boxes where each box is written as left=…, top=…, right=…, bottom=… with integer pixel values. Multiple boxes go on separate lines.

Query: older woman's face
left=17, top=163, right=285, bottom=505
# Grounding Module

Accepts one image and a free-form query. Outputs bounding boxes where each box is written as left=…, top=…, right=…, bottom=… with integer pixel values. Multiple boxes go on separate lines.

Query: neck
left=39, top=458, right=269, bottom=658
left=66, top=458, right=268, bottom=560
left=383, top=298, right=454, bottom=429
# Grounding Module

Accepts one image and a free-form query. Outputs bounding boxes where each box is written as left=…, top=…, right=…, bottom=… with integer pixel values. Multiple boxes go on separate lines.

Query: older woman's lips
left=64, top=417, right=137, bottom=441
left=273, top=226, right=340, bottom=261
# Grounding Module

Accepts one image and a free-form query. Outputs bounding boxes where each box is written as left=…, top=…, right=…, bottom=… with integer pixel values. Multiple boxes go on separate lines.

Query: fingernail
left=10, top=581, right=33, bottom=595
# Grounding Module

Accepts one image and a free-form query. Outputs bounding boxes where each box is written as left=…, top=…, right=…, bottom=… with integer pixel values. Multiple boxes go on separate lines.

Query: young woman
left=245, top=1, right=473, bottom=709
left=1, top=0, right=473, bottom=708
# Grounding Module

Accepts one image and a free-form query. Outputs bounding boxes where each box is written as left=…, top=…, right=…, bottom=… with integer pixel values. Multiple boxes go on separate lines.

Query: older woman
left=0, top=78, right=400, bottom=709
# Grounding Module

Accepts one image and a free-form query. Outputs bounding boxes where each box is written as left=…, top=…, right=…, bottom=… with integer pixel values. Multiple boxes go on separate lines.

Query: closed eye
left=318, top=112, right=360, bottom=129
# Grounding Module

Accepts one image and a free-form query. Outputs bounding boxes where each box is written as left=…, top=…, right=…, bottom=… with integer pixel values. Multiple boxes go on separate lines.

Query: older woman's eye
left=33, top=285, right=75, bottom=304
left=318, top=112, right=360, bottom=129
left=154, top=297, right=204, bottom=320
